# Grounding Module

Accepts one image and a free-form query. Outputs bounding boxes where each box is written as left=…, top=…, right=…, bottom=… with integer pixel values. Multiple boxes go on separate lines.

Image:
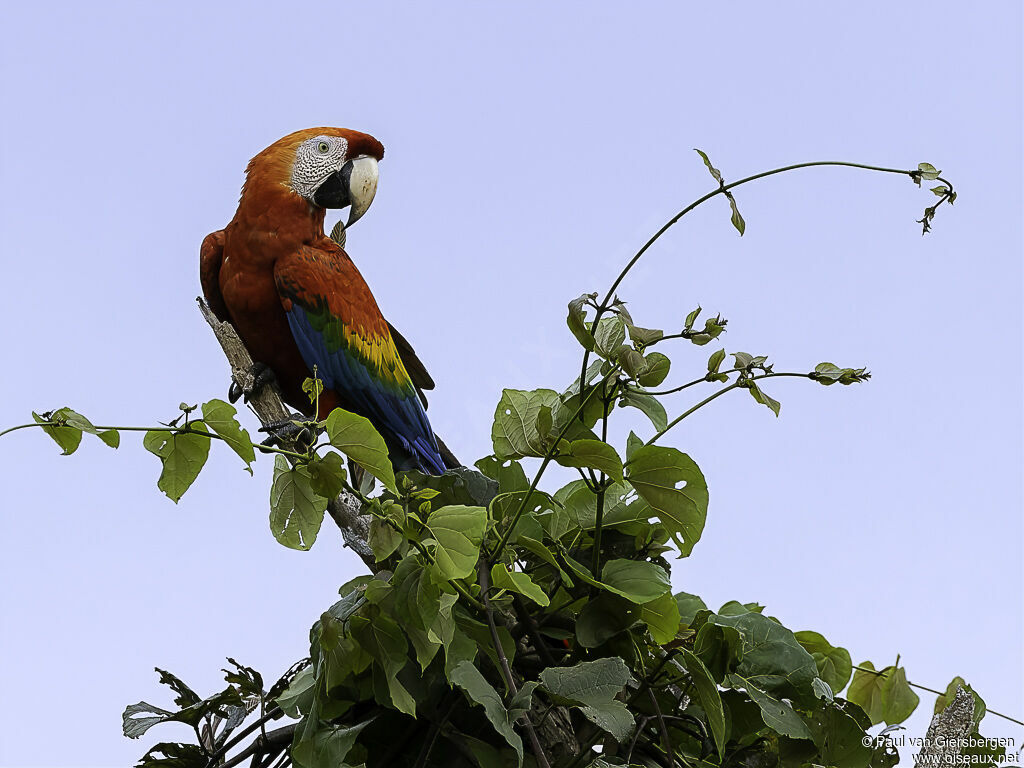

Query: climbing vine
left=6, top=154, right=1014, bottom=768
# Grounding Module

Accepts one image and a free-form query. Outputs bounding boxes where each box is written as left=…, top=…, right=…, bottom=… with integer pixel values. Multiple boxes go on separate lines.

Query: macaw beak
left=312, top=155, right=379, bottom=227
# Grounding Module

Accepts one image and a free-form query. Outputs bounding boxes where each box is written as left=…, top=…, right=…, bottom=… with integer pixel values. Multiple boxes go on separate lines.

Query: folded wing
left=274, top=244, right=445, bottom=474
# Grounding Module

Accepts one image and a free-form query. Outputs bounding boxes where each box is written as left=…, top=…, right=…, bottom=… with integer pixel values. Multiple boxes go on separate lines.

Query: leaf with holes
left=491, top=389, right=560, bottom=459
left=269, top=455, right=328, bottom=550
left=626, top=445, right=708, bottom=556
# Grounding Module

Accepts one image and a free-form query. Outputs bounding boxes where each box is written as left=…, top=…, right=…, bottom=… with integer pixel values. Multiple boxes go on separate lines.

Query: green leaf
left=930, top=184, right=949, bottom=196
left=794, top=631, right=853, bottom=694
left=568, top=293, right=598, bottom=351
left=540, top=657, right=634, bottom=741
left=98, top=429, right=120, bottom=448
left=301, top=374, right=324, bottom=405
left=575, top=593, right=637, bottom=647
left=746, top=382, right=781, bottom=416
left=425, top=505, right=486, bottom=580
left=727, top=672, right=813, bottom=739
left=675, top=591, right=708, bottom=625
left=733, top=352, right=753, bottom=369
left=684, top=306, right=702, bottom=330
left=804, top=700, right=873, bottom=768
left=628, top=325, right=664, bottom=347
left=33, top=409, right=83, bottom=455
left=275, top=667, right=315, bottom=718
left=121, top=701, right=174, bottom=739
left=491, top=389, right=560, bottom=459
left=618, top=390, right=667, bottom=431
left=593, top=316, right=627, bottom=359
left=707, top=348, right=726, bottom=374
left=690, top=316, right=727, bottom=346
left=349, top=611, right=415, bottom=715
left=710, top=612, right=817, bottom=697
left=200, top=399, right=255, bottom=469
left=476, top=455, right=529, bottom=493
left=639, top=591, right=680, bottom=644
left=811, top=677, right=833, bottom=701
left=728, top=193, right=746, bottom=235
left=625, top=431, right=643, bottom=462
left=269, top=455, right=328, bottom=550
left=450, top=660, right=526, bottom=767
left=847, top=662, right=920, bottom=726
left=554, top=439, right=624, bottom=483
left=143, top=425, right=212, bottom=503
left=368, top=517, right=403, bottom=562
left=679, top=648, right=726, bottom=757
left=325, top=408, right=397, bottom=494
left=918, top=162, right=941, bottom=180
left=637, top=352, right=670, bottom=387
left=490, top=563, right=550, bottom=606
left=811, top=362, right=870, bottom=386
left=600, top=559, right=671, bottom=603
left=617, top=346, right=647, bottom=380
left=627, top=445, right=708, bottom=556
left=292, top=717, right=374, bottom=768
left=880, top=666, right=919, bottom=724
left=518, top=536, right=574, bottom=586
left=123, top=670, right=243, bottom=739
left=307, top=451, right=347, bottom=499
left=694, top=149, right=723, bottom=184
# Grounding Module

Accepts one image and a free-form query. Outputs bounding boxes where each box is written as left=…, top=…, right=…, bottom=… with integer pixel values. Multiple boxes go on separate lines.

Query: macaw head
left=246, top=127, right=385, bottom=228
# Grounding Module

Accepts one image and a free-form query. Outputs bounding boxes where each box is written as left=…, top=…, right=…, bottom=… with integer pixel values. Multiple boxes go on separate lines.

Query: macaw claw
left=257, top=415, right=318, bottom=452
left=228, top=362, right=277, bottom=404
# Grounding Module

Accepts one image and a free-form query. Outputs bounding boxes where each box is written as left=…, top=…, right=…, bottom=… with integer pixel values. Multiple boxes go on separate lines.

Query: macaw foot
left=228, top=362, right=277, bottom=404
left=258, top=415, right=318, bottom=452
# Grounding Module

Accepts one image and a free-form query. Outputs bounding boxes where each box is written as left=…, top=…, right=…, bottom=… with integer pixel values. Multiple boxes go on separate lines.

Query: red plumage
left=201, top=128, right=450, bottom=473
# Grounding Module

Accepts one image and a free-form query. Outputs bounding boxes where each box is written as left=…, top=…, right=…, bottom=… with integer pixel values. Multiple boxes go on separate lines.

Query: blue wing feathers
left=285, top=305, right=445, bottom=474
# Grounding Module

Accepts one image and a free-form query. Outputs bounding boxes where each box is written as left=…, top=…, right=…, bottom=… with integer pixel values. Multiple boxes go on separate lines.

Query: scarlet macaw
left=200, top=127, right=453, bottom=474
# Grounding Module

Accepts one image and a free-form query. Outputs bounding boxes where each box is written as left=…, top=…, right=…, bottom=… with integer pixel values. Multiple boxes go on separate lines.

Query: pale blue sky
left=1, top=2, right=1020, bottom=765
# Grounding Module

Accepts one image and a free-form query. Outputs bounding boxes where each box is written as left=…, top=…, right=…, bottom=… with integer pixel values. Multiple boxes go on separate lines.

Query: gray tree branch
left=197, top=298, right=375, bottom=571
left=914, top=686, right=976, bottom=767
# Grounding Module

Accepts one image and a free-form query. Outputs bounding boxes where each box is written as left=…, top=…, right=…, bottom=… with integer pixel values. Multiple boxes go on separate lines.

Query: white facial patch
left=290, top=135, right=349, bottom=200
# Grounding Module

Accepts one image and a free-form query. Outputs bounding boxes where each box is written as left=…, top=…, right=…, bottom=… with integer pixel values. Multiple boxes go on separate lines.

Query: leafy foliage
left=10, top=154, right=998, bottom=768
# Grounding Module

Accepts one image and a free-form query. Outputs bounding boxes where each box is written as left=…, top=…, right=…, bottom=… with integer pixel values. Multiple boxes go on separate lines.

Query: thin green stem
left=479, top=564, right=552, bottom=768
left=645, top=373, right=812, bottom=447
left=579, top=160, right=926, bottom=402
left=4, top=420, right=309, bottom=461
left=624, top=373, right=713, bottom=398
left=590, top=383, right=613, bottom=579
left=851, top=665, right=1023, bottom=727
left=359, top=482, right=487, bottom=612
left=0, top=423, right=39, bottom=439
left=489, top=363, right=622, bottom=563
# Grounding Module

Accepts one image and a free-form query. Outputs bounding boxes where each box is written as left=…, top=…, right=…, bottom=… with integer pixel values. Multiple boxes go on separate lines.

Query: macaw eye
left=317, top=141, right=330, bottom=154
